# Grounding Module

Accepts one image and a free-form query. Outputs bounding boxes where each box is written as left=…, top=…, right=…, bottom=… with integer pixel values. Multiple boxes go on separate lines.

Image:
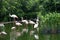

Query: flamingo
left=9, top=14, right=18, bottom=18
left=34, top=22, right=39, bottom=28
left=33, top=20, right=39, bottom=33
left=34, top=34, right=39, bottom=40
left=15, top=21, right=22, bottom=26
left=29, top=20, right=35, bottom=24
left=21, top=17, right=29, bottom=24
left=15, top=21, right=22, bottom=31
left=9, top=14, right=18, bottom=26
left=1, top=31, right=7, bottom=35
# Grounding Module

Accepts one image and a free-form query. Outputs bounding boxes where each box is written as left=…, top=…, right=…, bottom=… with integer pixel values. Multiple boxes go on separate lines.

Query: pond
left=0, top=24, right=60, bottom=40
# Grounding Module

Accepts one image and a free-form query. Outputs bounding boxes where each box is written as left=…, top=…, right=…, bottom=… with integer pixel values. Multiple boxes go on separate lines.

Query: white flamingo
left=9, top=14, right=18, bottom=18
left=9, top=14, right=18, bottom=27
left=34, top=20, right=39, bottom=32
left=34, top=22, right=39, bottom=28
left=21, top=17, right=29, bottom=24
left=29, top=20, right=35, bottom=24
left=1, top=31, right=7, bottom=35
left=15, top=21, right=22, bottom=26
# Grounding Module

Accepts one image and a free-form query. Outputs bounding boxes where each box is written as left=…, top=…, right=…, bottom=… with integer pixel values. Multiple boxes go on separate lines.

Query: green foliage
left=0, top=0, right=41, bottom=21
left=38, top=12, right=60, bottom=30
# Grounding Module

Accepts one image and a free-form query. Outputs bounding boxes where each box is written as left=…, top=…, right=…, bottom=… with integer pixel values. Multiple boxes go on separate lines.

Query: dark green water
left=0, top=24, right=60, bottom=40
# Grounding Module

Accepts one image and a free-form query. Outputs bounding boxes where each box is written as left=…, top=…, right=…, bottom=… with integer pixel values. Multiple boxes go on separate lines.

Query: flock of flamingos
left=0, top=14, right=39, bottom=40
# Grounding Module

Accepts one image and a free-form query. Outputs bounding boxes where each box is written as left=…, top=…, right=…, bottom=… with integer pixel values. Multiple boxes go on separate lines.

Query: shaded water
left=0, top=24, right=60, bottom=40
left=10, top=31, right=17, bottom=40
left=39, top=33, right=60, bottom=40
